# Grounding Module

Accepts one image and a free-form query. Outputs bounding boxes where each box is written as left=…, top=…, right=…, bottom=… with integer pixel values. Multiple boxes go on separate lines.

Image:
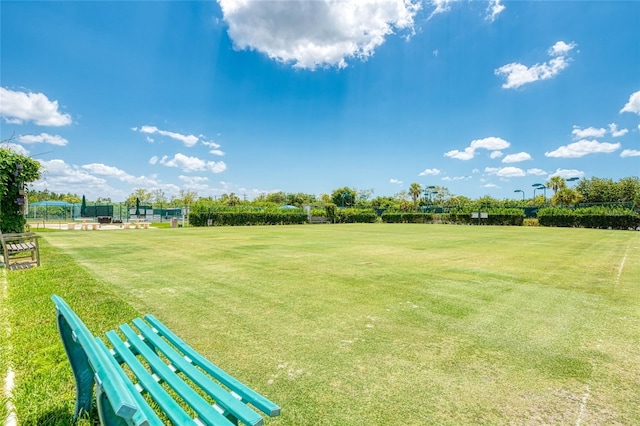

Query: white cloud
left=549, top=168, right=584, bottom=179
left=442, top=175, right=471, bottom=181
left=502, top=152, right=532, bottom=163
left=444, top=147, right=475, bottom=160
left=135, top=125, right=199, bottom=147
left=620, top=90, right=640, bottom=115
left=179, top=175, right=209, bottom=184
left=445, top=137, right=510, bottom=160
left=545, top=140, right=621, bottom=158
left=149, top=156, right=159, bottom=165
left=202, top=140, right=221, bottom=149
left=0, top=87, right=72, bottom=126
left=429, top=0, right=453, bottom=18
left=621, top=149, right=640, bottom=158
left=81, top=163, right=160, bottom=186
left=209, top=149, right=225, bottom=156
left=572, top=125, right=606, bottom=140
left=158, top=153, right=227, bottom=173
left=549, top=41, right=576, bottom=56
left=485, top=166, right=526, bottom=177
left=608, top=123, right=628, bottom=137
left=486, top=0, right=505, bottom=22
left=495, top=41, right=577, bottom=89
left=419, top=168, right=441, bottom=176
left=526, top=168, right=547, bottom=176
left=390, top=178, right=403, bottom=185
left=17, top=133, right=68, bottom=146
left=490, top=151, right=503, bottom=159
left=483, top=183, right=499, bottom=188
left=218, top=0, right=420, bottom=70
left=2, top=143, right=29, bottom=155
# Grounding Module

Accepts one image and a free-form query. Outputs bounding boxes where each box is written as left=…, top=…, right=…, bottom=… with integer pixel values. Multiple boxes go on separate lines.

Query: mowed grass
left=5, top=224, right=640, bottom=425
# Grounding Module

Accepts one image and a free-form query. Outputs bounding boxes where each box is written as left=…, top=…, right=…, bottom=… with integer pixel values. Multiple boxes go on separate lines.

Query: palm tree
left=546, top=176, right=566, bottom=194
left=409, top=183, right=423, bottom=209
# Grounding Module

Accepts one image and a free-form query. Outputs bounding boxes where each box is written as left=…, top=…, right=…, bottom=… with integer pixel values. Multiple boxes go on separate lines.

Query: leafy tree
left=126, top=188, right=152, bottom=205
left=331, top=187, right=356, bottom=207
left=96, top=197, right=112, bottom=204
left=0, top=147, right=41, bottom=233
left=219, top=193, right=241, bottom=206
left=551, top=188, right=583, bottom=207
left=171, top=190, right=198, bottom=206
left=152, top=189, right=167, bottom=206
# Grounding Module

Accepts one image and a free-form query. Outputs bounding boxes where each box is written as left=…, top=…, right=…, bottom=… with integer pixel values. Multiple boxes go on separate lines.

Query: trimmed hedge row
left=333, top=209, right=377, bottom=224
left=381, top=212, right=435, bottom=223
left=189, top=210, right=307, bottom=226
left=537, top=207, right=640, bottom=230
left=381, top=210, right=524, bottom=225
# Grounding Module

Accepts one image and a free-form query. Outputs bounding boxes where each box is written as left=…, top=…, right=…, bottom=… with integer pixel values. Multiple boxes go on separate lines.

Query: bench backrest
left=52, top=295, right=281, bottom=426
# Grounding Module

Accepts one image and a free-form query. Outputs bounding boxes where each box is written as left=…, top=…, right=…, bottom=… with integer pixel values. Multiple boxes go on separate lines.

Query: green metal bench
left=52, top=295, right=281, bottom=425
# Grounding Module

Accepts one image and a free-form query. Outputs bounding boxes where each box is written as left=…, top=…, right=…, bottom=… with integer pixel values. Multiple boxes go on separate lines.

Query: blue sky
left=1, top=0, right=639, bottom=202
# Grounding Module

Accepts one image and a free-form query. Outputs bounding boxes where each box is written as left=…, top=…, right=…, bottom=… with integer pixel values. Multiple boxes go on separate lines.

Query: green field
left=4, top=224, right=640, bottom=425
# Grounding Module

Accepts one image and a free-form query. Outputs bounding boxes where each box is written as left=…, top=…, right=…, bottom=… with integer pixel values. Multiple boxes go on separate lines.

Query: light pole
left=533, top=183, right=546, bottom=200
left=514, top=189, right=525, bottom=201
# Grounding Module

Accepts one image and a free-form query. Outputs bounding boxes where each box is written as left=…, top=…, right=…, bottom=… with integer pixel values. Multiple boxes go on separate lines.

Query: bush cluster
left=189, top=210, right=307, bottom=226
left=537, top=207, right=640, bottom=230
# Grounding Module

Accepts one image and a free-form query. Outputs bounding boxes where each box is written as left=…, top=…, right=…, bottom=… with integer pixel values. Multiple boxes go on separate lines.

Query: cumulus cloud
left=608, top=123, right=628, bottom=137
left=133, top=125, right=199, bottom=147
left=217, top=0, right=420, bottom=70
left=549, top=168, right=584, bottom=179
left=149, top=156, right=159, bottom=165
left=527, top=168, right=547, bottom=176
left=545, top=140, right=620, bottom=158
left=495, top=41, right=577, bottom=89
left=158, top=153, right=227, bottom=173
left=16, top=133, right=68, bottom=146
left=0, top=87, right=72, bottom=126
left=82, top=163, right=160, bottom=186
left=502, top=152, right=532, bottom=163
left=201, top=140, right=225, bottom=155
left=490, top=151, right=503, bottom=159
left=445, top=137, right=510, bottom=160
left=486, top=0, right=505, bottom=22
left=429, top=0, right=453, bottom=18
left=484, top=166, right=526, bottom=177
left=419, top=168, right=441, bottom=176
left=390, top=178, right=403, bottom=185
left=572, top=125, right=606, bottom=140
left=442, top=176, right=471, bottom=181
left=620, top=90, right=640, bottom=115
left=621, top=149, right=640, bottom=158
left=2, top=143, right=29, bottom=155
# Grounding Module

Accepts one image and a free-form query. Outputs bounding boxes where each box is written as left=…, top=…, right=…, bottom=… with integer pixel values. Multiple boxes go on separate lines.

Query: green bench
left=52, top=295, right=281, bottom=425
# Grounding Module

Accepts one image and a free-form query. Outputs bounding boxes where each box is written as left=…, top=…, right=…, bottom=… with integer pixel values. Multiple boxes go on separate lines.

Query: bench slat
left=51, top=296, right=144, bottom=423
left=106, top=331, right=198, bottom=425
left=146, top=314, right=281, bottom=417
left=120, top=324, right=235, bottom=425
left=132, top=319, right=264, bottom=426
left=95, top=337, right=165, bottom=426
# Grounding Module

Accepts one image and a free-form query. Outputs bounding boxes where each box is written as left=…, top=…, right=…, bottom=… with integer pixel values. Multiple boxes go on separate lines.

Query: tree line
left=24, top=176, right=640, bottom=212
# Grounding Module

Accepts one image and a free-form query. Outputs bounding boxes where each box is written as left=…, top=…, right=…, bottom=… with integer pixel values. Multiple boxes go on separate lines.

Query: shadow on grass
left=36, top=407, right=96, bottom=426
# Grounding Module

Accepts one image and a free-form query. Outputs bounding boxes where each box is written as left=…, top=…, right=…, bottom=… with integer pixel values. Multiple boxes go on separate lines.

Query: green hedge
left=382, top=209, right=524, bottom=225
left=381, top=212, right=436, bottom=223
left=537, top=207, right=640, bottom=230
left=189, top=210, right=307, bottom=226
left=334, top=209, right=377, bottom=224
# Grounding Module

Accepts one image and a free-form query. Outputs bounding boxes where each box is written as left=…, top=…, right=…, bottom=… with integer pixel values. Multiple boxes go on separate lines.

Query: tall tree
left=409, top=183, right=423, bottom=208
left=546, top=176, right=566, bottom=194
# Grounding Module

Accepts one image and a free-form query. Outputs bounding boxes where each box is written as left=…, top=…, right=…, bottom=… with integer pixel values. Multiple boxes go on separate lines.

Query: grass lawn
left=4, top=224, right=640, bottom=425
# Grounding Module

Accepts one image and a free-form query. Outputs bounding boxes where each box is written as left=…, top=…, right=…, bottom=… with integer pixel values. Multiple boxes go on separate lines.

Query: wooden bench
left=52, top=295, right=281, bottom=425
left=309, top=216, right=331, bottom=224
left=0, top=232, right=41, bottom=270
